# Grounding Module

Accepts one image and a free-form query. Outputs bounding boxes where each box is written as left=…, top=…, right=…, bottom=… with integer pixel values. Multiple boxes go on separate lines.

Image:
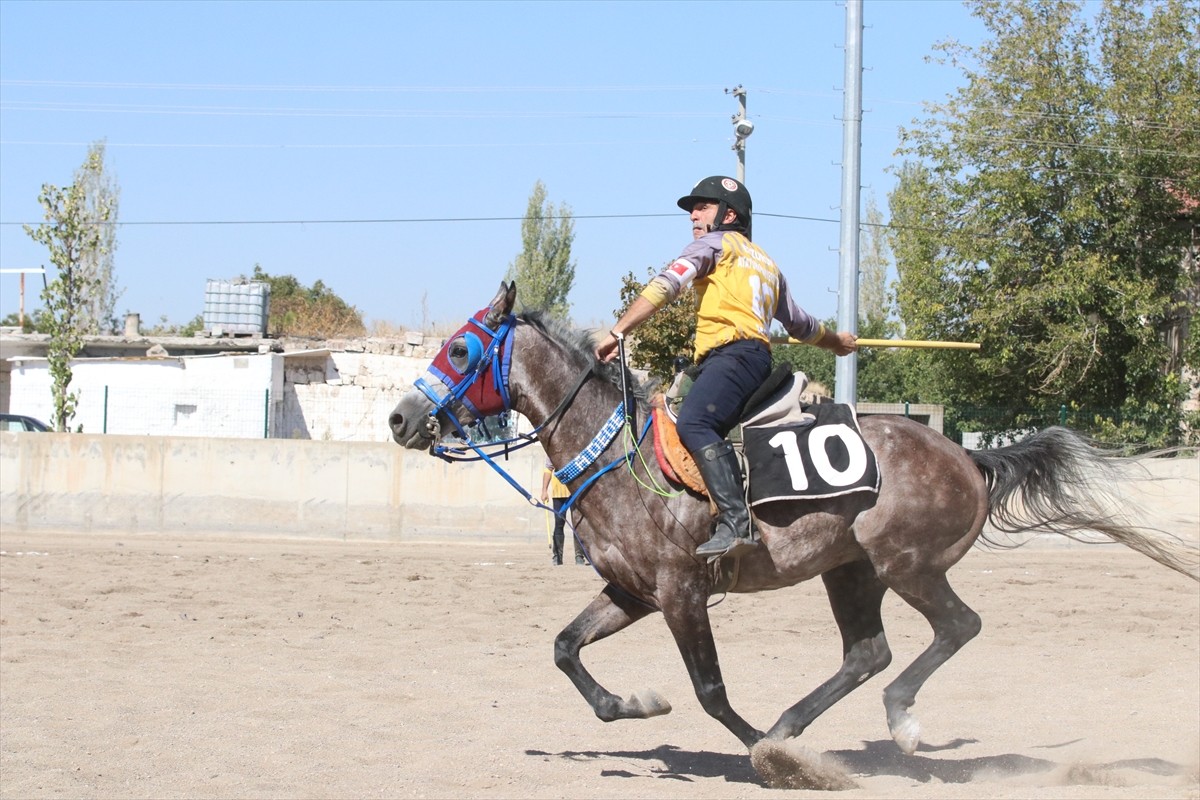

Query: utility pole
left=727, top=85, right=753, bottom=182
left=834, top=0, right=863, bottom=405
left=0, top=268, right=47, bottom=329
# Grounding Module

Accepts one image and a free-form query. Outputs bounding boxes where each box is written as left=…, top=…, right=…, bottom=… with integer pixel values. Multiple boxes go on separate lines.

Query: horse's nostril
left=389, top=412, right=404, bottom=430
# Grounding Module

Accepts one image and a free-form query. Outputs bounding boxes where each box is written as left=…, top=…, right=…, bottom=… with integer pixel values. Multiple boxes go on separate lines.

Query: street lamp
left=727, top=85, right=752, bottom=182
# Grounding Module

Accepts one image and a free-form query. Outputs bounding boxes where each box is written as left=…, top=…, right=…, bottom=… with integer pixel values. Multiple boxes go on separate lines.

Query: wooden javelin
left=771, top=337, right=981, bottom=351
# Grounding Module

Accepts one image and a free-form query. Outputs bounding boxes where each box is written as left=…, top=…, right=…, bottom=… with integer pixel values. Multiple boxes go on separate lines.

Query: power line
left=0, top=100, right=726, bottom=121
left=960, top=132, right=1199, bottom=159
left=6, top=76, right=1194, bottom=138
left=0, top=79, right=720, bottom=94
left=0, top=138, right=720, bottom=150
left=913, top=99, right=1200, bottom=135
left=0, top=213, right=684, bottom=227
left=1, top=203, right=1183, bottom=232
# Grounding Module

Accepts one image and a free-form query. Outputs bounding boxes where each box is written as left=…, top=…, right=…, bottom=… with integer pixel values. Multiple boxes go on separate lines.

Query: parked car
left=0, top=414, right=51, bottom=432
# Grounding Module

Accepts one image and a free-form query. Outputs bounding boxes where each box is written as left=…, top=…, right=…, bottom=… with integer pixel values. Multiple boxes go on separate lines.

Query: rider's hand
left=594, top=332, right=619, bottom=364
left=833, top=332, right=858, bottom=356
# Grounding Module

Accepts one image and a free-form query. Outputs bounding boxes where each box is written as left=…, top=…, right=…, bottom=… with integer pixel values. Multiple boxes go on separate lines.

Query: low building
left=0, top=329, right=440, bottom=442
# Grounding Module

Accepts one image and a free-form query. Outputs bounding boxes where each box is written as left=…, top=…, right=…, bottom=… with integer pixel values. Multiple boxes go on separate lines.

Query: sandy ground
left=1, top=531, right=1197, bottom=800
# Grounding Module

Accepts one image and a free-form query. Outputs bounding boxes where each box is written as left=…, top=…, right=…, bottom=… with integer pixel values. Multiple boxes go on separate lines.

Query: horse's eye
left=448, top=339, right=471, bottom=371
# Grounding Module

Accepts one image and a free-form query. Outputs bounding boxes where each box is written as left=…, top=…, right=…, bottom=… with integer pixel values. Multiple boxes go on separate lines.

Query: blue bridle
left=413, top=312, right=516, bottom=421
left=413, top=313, right=651, bottom=520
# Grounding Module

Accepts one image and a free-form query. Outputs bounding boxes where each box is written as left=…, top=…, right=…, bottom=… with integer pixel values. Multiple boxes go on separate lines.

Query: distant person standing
left=541, top=458, right=585, bottom=565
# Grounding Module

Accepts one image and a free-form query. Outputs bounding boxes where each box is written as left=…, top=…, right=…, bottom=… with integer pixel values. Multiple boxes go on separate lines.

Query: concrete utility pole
left=0, top=268, right=47, bottom=329
left=727, top=85, right=753, bottom=182
left=835, top=0, right=863, bottom=405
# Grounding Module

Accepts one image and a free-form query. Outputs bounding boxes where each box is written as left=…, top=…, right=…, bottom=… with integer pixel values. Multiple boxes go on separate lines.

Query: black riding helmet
left=676, top=176, right=753, bottom=239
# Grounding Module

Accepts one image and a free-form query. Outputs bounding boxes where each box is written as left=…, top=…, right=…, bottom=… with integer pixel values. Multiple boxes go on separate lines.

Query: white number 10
left=767, top=424, right=868, bottom=490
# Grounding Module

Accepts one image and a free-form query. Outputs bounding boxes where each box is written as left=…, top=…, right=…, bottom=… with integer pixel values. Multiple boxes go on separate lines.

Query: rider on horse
left=595, top=176, right=858, bottom=559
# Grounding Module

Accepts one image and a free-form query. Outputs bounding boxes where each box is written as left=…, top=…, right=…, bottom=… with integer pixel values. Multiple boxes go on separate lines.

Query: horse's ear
left=486, top=281, right=517, bottom=325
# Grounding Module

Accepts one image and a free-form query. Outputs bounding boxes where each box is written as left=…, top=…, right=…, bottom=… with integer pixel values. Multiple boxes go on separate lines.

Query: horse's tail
left=968, top=426, right=1199, bottom=581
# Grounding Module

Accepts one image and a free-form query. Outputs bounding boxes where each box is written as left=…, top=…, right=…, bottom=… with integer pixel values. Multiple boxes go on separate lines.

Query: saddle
left=651, top=367, right=879, bottom=504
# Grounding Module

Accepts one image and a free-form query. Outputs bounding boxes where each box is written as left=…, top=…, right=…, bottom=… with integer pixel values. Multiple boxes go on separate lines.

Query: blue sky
left=0, top=0, right=987, bottom=333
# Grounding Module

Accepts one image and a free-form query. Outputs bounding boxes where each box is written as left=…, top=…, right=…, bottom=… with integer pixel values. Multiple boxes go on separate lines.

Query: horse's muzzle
left=389, top=410, right=434, bottom=449
left=389, top=390, right=442, bottom=449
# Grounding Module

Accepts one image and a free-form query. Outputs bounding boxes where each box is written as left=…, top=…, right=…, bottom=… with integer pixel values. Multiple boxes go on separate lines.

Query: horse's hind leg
left=766, top=559, right=892, bottom=740
left=881, top=572, right=982, bottom=754
left=554, top=583, right=671, bottom=721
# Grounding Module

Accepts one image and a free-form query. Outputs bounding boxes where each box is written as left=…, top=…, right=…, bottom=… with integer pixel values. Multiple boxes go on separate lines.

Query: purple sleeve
left=654, top=233, right=723, bottom=296
left=773, top=271, right=823, bottom=342
left=676, top=233, right=724, bottom=277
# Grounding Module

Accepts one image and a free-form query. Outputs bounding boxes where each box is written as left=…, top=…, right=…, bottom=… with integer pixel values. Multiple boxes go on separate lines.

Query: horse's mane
left=518, top=311, right=657, bottom=401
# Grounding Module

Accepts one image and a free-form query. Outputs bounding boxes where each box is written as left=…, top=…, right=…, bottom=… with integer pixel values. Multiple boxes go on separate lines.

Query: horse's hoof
left=628, top=689, right=671, bottom=718
left=889, top=713, right=921, bottom=755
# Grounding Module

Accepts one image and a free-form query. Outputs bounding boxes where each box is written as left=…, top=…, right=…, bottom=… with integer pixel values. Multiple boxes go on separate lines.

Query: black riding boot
left=693, top=440, right=758, bottom=559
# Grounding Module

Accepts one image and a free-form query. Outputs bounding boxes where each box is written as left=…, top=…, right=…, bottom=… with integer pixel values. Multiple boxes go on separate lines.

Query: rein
left=420, top=315, right=650, bottom=519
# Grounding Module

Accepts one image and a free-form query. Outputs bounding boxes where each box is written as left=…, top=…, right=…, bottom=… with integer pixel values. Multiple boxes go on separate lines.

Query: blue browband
left=419, top=313, right=650, bottom=523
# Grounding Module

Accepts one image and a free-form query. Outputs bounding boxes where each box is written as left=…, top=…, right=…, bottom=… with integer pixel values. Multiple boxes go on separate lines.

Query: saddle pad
left=651, top=407, right=707, bottom=495
left=744, top=403, right=880, bottom=506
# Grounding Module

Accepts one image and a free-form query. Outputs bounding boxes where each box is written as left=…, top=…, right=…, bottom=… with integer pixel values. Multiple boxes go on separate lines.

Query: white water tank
left=203, top=279, right=270, bottom=335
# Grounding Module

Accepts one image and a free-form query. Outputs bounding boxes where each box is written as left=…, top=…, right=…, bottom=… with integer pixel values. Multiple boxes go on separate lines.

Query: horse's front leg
left=554, top=583, right=672, bottom=721
left=661, top=585, right=765, bottom=749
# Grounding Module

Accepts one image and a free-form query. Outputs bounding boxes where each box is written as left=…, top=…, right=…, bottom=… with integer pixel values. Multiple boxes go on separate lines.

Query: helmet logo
left=721, top=178, right=739, bottom=192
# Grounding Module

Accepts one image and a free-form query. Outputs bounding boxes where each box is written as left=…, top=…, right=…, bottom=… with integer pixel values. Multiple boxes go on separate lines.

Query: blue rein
left=420, top=316, right=650, bottom=520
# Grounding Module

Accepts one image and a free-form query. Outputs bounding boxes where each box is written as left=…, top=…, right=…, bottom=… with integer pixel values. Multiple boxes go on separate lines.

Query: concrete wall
left=2, top=432, right=1196, bottom=544
left=0, top=432, right=549, bottom=543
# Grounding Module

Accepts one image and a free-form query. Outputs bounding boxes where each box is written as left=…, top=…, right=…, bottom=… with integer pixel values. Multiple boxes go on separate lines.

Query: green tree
left=1098, top=0, right=1200, bottom=423
left=247, top=265, right=365, bottom=338
left=771, top=323, right=837, bottom=395
left=614, top=266, right=696, bottom=384
left=74, top=141, right=121, bottom=333
left=143, top=314, right=205, bottom=337
left=1, top=310, right=48, bottom=334
left=854, top=191, right=919, bottom=402
left=860, top=194, right=892, bottom=328
left=23, top=143, right=120, bottom=431
left=505, top=181, right=576, bottom=318
left=890, top=0, right=1199, bottom=445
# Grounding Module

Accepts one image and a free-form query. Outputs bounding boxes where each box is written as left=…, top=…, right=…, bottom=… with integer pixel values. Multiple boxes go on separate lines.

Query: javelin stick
left=771, top=337, right=981, bottom=351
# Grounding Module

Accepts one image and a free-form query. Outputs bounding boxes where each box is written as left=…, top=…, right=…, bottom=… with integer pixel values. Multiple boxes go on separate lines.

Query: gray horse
left=389, top=281, right=1197, bottom=763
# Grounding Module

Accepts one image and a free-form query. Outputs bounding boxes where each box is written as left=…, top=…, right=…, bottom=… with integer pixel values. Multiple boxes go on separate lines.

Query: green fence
left=942, top=404, right=1188, bottom=448
left=85, top=386, right=272, bottom=439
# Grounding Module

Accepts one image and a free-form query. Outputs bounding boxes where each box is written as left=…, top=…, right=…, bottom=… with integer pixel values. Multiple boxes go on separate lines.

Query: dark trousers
left=550, top=498, right=584, bottom=565
left=676, top=339, right=772, bottom=453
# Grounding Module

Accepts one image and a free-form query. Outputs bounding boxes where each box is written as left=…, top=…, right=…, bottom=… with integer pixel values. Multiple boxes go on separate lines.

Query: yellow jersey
left=640, top=230, right=824, bottom=361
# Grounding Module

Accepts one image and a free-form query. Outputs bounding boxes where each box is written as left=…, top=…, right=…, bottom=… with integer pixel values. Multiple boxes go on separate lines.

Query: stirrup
left=695, top=530, right=758, bottom=562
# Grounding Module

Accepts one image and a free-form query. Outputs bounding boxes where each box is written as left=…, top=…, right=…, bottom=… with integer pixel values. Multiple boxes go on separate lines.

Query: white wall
left=277, top=351, right=429, bottom=442
left=7, top=350, right=436, bottom=441
left=7, top=354, right=279, bottom=438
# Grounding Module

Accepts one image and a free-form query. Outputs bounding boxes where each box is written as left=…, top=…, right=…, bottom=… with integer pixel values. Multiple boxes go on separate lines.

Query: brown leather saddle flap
left=651, top=406, right=707, bottom=495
